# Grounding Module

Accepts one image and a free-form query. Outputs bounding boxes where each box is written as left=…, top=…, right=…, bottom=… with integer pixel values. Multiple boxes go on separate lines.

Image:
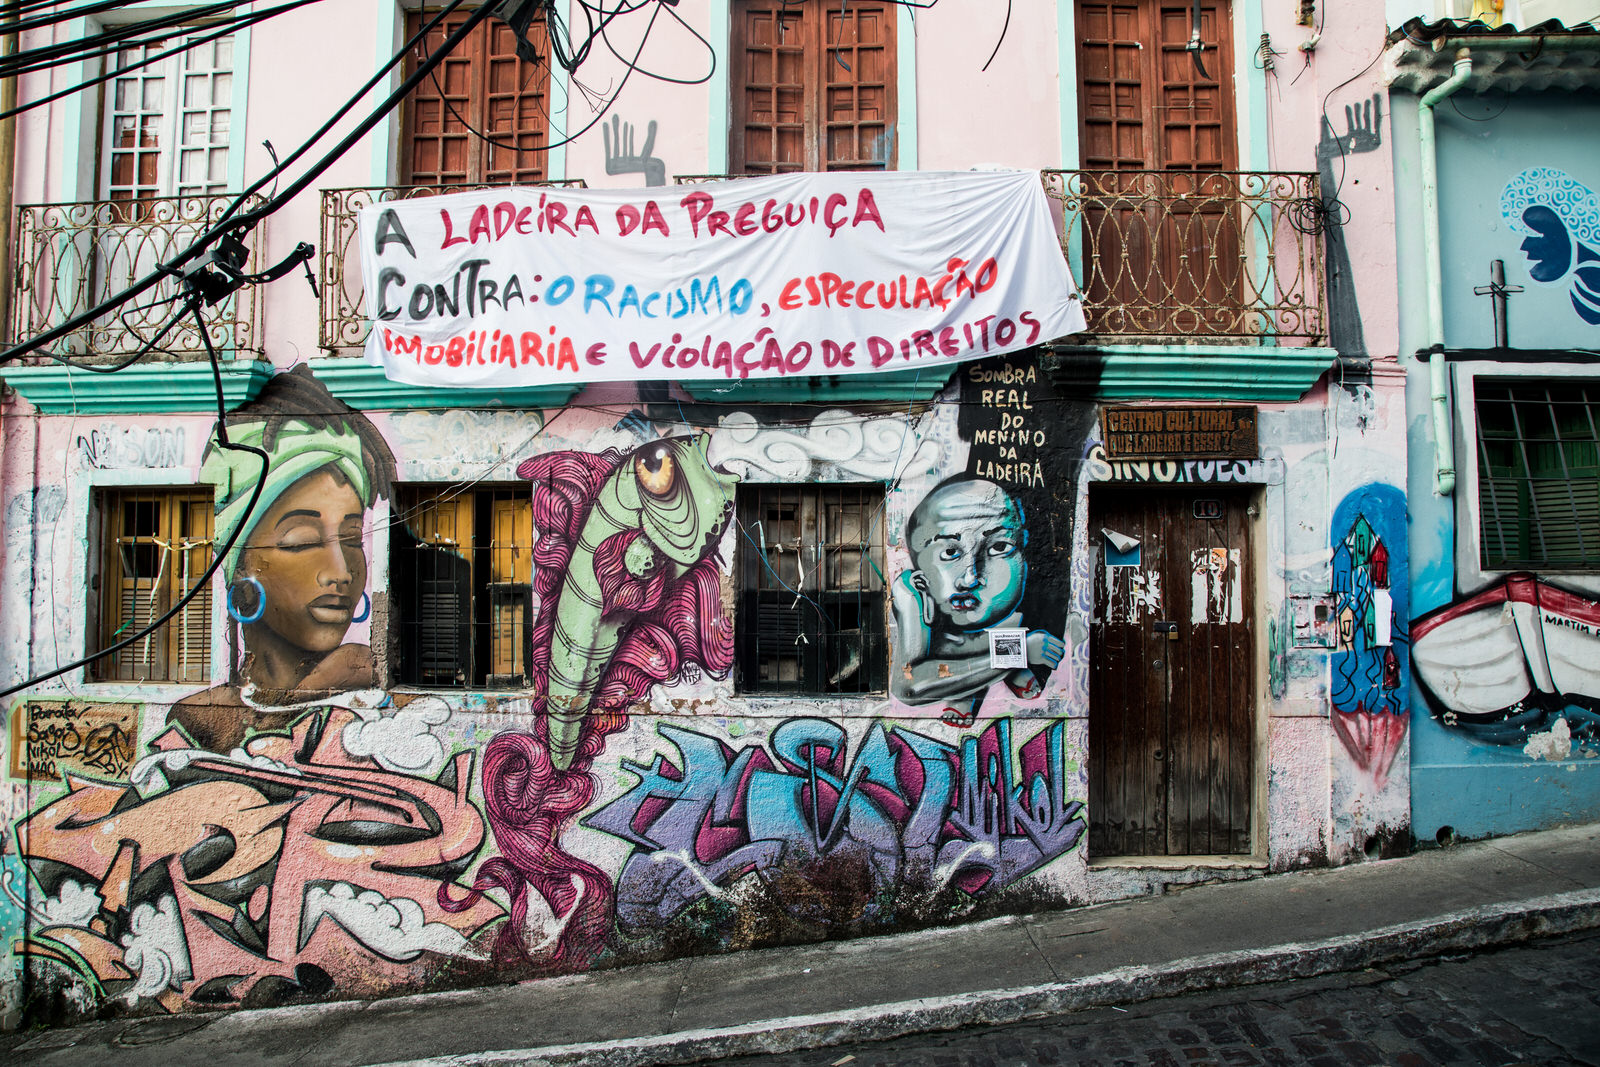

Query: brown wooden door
left=732, top=1, right=895, bottom=174
left=1076, top=0, right=1240, bottom=335
left=402, top=11, right=550, bottom=186
left=1089, top=486, right=1253, bottom=856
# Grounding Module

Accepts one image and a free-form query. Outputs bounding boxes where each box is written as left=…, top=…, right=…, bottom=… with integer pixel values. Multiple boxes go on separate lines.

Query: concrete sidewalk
left=7, top=823, right=1600, bottom=1067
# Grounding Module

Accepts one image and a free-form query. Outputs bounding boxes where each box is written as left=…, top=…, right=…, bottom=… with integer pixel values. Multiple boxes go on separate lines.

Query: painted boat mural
left=1412, top=574, right=1600, bottom=744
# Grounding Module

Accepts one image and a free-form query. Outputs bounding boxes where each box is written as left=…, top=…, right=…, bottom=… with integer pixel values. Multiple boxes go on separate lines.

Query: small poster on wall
left=988, top=628, right=1028, bottom=669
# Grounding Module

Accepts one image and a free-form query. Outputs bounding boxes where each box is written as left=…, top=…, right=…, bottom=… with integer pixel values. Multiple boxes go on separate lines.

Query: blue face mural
left=1501, top=167, right=1600, bottom=326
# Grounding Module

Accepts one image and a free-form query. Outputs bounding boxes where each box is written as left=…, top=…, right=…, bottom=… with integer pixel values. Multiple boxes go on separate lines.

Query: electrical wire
left=0, top=296, right=271, bottom=700
left=0, top=0, right=277, bottom=79
left=0, top=0, right=482, bottom=367
left=0, top=0, right=322, bottom=123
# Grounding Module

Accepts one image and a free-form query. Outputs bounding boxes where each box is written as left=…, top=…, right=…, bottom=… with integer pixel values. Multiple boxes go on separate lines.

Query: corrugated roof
left=1385, top=17, right=1600, bottom=92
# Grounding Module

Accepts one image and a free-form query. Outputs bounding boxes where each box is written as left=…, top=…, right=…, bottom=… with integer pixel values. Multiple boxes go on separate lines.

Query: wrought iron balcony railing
left=1043, top=170, right=1325, bottom=342
left=319, top=181, right=588, bottom=351
left=9, top=195, right=263, bottom=361
left=318, top=173, right=1325, bottom=350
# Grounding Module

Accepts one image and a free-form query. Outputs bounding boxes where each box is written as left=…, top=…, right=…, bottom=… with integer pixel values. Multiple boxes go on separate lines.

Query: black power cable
left=0, top=0, right=323, bottom=124
left=0, top=295, right=269, bottom=701
left=0, top=0, right=482, bottom=368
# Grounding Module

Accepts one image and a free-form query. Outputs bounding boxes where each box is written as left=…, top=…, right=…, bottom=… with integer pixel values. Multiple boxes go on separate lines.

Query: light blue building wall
left=1394, top=88, right=1600, bottom=841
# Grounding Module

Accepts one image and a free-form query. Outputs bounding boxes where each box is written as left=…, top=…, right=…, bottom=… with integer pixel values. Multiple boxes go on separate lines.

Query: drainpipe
left=1419, top=48, right=1472, bottom=497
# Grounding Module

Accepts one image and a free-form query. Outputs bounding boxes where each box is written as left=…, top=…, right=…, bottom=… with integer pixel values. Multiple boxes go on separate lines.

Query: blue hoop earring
left=227, top=576, right=266, bottom=624
left=352, top=591, right=371, bottom=623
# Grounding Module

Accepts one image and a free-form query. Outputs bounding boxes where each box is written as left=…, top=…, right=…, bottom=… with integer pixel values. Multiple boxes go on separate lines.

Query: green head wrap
left=203, top=418, right=373, bottom=581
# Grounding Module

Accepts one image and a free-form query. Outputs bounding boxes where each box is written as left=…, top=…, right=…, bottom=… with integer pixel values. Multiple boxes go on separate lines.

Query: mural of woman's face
left=239, top=468, right=366, bottom=655
left=1520, top=205, right=1573, bottom=283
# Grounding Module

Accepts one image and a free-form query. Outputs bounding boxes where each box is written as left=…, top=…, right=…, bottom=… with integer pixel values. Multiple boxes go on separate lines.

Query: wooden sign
left=1101, top=405, right=1258, bottom=460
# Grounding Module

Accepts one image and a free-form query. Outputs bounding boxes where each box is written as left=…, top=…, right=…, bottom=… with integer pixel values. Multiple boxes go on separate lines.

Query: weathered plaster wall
left=1, top=354, right=1402, bottom=1024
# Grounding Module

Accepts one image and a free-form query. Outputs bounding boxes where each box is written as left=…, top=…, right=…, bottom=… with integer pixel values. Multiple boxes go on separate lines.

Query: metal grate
left=392, top=486, right=534, bottom=688
left=1477, top=379, right=1600, bottom=569
left=737, top=484, right=887, bottom=694
left=93, top=488, right=214, bottom=683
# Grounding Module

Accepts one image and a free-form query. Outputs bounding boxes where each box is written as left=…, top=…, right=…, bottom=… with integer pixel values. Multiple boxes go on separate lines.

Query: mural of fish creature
left=520, top=434, right=738, bottom=770
left=448, top=436, right=737, bottom=969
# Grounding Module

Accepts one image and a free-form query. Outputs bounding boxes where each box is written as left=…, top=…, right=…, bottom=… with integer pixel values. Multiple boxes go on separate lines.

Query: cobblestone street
left=719, top=929, right=1600, bottom=1067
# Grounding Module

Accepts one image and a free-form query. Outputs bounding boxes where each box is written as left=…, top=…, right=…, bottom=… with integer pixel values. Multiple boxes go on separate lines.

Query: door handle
left=1153, top=748, right=1165, bottom=761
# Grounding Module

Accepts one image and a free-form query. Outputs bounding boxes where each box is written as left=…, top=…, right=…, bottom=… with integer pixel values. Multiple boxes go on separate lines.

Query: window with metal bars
left=731, top=0, right=896, bottom=174
left=92, top=488, right=214, bottom=683
left=391, top=486, right=534, bottom=688
left=1476, top=379, right=1600, bottom=569
left=736, top=484, right=888, bottom=694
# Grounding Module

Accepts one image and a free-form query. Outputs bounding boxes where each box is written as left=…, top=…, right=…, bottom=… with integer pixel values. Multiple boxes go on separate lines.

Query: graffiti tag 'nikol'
left=585, top=716, right=1085, bottom=928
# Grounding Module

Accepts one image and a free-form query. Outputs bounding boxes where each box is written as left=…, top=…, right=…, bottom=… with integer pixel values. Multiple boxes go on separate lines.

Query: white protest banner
left=360, top=170, right=1084, bottom=387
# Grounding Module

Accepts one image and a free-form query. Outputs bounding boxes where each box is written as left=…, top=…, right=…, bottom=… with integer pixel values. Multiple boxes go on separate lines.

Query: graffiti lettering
left=584, top=717, right=1084, bottom=929
left=75, top=425, right=186, bottom=469
left=1086, top=443, right=1273, bottom=484
left=9, top=700, right=138, bottom=780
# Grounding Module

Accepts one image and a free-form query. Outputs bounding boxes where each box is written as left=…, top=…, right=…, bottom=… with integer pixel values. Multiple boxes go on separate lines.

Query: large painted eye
left=634, top=444, right=677, bottom=497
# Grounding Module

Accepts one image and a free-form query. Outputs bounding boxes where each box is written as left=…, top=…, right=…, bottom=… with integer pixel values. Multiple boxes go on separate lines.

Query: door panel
left=1090, top=486, right=1254, bottom=857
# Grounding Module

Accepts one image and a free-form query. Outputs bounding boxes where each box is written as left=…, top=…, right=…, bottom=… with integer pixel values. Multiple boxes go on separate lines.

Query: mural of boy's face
left=907, top=480, right=1027, bottom=633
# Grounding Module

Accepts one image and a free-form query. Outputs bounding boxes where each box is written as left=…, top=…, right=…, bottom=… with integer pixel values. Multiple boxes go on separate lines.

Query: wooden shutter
left=97, top=490, right=212, bottom=682
left=1077, top=0, right=1235, bottom=173
left=403, top=12, right=550, bottom=186
left=732, top=1, right=896, bottom=174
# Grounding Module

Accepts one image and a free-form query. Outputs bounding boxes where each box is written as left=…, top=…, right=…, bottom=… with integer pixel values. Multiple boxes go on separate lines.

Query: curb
left=379, top=887, right=1600, bottom=1067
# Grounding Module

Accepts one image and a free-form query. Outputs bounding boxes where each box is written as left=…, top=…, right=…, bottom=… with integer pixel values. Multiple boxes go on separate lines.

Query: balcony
left=8, top=194, right=263, bottom=362
left=319, top=182, right=587, bottom=352
left=1042, top=170, right=1326, bottom=344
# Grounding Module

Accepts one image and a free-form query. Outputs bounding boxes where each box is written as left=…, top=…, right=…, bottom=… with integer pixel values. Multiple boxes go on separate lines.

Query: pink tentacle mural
left=445, top=438, right=736, bottom=966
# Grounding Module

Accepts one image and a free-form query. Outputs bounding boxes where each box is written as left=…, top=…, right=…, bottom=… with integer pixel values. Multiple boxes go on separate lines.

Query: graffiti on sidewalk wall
left=446, top=436, right=737, bottom=967
left=11, top=700, right=500, bottom=1011
left=586, top=715, right=1085, bottom=929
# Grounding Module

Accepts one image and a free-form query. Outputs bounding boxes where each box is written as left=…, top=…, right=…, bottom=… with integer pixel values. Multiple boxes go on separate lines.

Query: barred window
left=92, top=488, right=214, bottom=682
left=737, top=484, right=887, bottom=694
left=391, top=486, right=533, bottom=688
left=1476, top=379, right=1600, bottom=569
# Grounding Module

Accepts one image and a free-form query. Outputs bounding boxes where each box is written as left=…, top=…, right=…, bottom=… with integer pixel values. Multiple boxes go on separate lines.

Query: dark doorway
left=1089, top=485, right=1255, bottom=856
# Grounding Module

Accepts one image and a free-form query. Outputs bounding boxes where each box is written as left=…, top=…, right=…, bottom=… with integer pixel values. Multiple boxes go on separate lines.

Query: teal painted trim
left=2, top=360, right=274, bottom=413
left=1056, top=2, right=1079, bottom=168
left=310, top=360, right=583, bottom=410
left=680, top=366, right=955, bottom=403
left=1044, top=345, right=1337, bottom=402
left=370, top=0, right=402, bottom=186
left=228, top=26, right=251, bottom=192
left=708, top=3, right=729, bottom=175
left=64, top=17, right=91, bottom=201
left=1237, top=1, right=1268, bottom=174
left=546, top=1, right=573, bottom=182
left=896, top=8, right=916, bottom=169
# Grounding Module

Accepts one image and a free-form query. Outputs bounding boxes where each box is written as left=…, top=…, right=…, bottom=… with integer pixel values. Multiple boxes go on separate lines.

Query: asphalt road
left=714, top=928, right=1600, bottom=1067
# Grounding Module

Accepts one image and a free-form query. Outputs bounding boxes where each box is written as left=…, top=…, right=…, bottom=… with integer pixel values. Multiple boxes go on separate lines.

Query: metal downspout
left=1420, top=49, right=1472, bottom=497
